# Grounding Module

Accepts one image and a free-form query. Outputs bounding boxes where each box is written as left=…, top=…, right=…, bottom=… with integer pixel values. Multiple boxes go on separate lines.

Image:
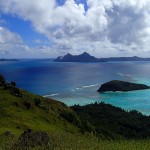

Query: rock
left=98, top=80, right=150, bottom=92
left=16, top=129, right=49, bottom=148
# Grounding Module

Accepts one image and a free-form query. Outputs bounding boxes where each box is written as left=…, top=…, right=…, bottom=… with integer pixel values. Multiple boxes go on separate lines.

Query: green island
left=98, top=80, right=150, bottom=92
left=1, top=75, right=150, bottom=150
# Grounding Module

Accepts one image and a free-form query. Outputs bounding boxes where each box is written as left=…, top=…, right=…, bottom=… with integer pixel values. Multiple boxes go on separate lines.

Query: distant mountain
left=0, top=58, right=18, bottom=61
left=55, top=52, right=150, bottom=62
left=54, top=52, right=106, bottom=62
left=99, top=56, right=150, bottom=61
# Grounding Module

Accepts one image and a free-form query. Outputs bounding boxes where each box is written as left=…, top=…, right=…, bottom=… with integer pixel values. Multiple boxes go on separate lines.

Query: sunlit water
left=1, top=59, right=150, bottom=115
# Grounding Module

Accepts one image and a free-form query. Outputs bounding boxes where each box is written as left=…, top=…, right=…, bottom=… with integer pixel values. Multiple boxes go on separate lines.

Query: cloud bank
left=0, top=26, right=29, bottom=57
left=0, top=0, right=150, bottom=57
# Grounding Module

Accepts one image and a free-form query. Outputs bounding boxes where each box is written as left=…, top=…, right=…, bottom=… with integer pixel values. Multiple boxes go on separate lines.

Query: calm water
left=1, top=59, right=150, bottom=115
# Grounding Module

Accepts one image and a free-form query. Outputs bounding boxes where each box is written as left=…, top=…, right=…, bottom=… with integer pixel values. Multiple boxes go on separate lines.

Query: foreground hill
left=0, top=75, right=84, bottom=149
left=1, top=75, right=150, bottom=149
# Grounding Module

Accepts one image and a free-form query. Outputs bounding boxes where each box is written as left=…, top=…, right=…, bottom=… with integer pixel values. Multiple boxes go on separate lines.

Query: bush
left=60, top=111, right=81, bottom=127
left=10, top=87, right=22, bottom=97
left=34, top=98, right=41, bottom=106
left=11, top=81, right=16, bottom=87
left=13, top=130, right=49, bottom=149
left=23, top=101, right=31, bottom=109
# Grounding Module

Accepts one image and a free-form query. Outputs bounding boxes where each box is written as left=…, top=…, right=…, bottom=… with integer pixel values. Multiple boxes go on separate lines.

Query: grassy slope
left=0, top=86, right=80, bottom=136
left=1, top=85, right=150, bottom=149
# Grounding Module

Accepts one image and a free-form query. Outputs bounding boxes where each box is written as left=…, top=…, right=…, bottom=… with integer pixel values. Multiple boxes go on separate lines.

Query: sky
left=0, top=0, right=150, bottom=58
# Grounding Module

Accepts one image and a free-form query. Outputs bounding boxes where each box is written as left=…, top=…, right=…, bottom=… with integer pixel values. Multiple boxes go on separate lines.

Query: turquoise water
left=54, top=79, right=150, bottom=115
left=0, top=60, right=150, bottom=115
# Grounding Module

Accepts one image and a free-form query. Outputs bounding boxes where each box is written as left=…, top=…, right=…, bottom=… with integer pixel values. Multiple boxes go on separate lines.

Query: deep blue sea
left=1, top=59, right=150, bottom=115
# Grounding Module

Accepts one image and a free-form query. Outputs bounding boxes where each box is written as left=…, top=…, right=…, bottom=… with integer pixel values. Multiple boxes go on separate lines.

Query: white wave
left=83, top=84, right=98, bottom=88
left=43, top=95, right=51, bottom=97
left=43, top=93, right=59, bottom=97
left=117, top=73, right=132, bottom=77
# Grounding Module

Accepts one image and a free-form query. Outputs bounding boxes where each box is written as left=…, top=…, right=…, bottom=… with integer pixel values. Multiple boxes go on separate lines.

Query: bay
left=1, top=59, right=150, bottom=114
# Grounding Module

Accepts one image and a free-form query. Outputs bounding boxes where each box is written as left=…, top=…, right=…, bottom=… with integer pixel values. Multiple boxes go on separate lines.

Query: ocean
left=1, top=59, right=150, bottom=115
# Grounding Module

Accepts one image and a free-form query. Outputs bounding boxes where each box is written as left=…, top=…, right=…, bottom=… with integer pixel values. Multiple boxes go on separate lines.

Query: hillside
left=71, top=102, right=150, bottom=139
left=1, top=75, right=150, bottom=149
left=0, top=75, right=85, bottom=149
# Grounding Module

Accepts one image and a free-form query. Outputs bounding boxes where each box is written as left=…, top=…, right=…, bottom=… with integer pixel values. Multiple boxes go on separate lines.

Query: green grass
left=0, top=87, right=80, bottom=136
left=1, top=132, right=150, bottom=150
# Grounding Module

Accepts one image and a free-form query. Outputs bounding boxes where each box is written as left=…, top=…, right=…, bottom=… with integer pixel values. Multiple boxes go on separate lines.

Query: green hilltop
left=1, top=75, right=150, bottom=149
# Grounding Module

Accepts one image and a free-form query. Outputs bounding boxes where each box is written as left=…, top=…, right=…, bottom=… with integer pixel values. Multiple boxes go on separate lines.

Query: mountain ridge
left=54, top=52, right=106, bottom=62
left=55, top=52, right=150, bottom=62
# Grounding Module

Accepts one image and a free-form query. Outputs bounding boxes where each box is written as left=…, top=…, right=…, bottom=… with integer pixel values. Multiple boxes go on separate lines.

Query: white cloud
left=0, top=26, right=22, bottom=44
left=0, top=0, right=150, bottom=57
left=0, top=26, right=29, bottom=57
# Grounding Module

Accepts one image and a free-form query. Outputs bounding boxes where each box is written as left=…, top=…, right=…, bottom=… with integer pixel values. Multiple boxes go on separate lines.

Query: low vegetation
left=71, top=102, right=150, bottom=139
left=1, top=74, right=150, bottom=149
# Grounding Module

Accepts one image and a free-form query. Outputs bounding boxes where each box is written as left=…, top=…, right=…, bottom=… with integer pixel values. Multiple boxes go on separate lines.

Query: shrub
left=11, top=81, right=16, bottom=87
left=13, top=102, right=19, bottom=107
left=10, top=87, right=22, bottom=97
left=23, top=101, right=31, bottom=109
left=34, top=98, right=41, bottom=106
left=60, top=111, right=81, bottom=127
left=0, top=75, right=5, bottom=86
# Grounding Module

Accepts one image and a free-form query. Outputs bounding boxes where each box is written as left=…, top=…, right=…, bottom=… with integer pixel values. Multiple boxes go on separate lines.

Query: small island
left=98, top=80, right=150, bottom=92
